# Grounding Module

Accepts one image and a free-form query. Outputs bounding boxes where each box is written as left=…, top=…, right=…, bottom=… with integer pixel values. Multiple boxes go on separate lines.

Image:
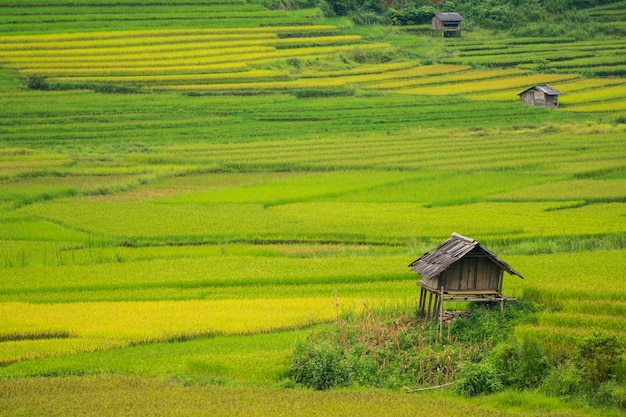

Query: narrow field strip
left=1, top=45, right=280, bottom=66
left=156, top=77, right=348, bottom=91
left=538, top=311, right=626, bottom=333
left=0, top=32, right=279, bottom=51
left=150, top=63, right=465, bottom=91
left=0, top=5, right=268, bottom=20
left=397, top=73, right=580, bottom=96
left=366, top=68, right=527, bottom=90
left=302, top=64, right=471, bottom=87
left=0, top=9, right=321, bottom=26
left=0, top=10, right=291, bottom=26
left=549, top=77, right=626, bottom=92
left=300, top=61, right=417, bottom=78
left=491, top=179, right=626, bottom=201
left=544, top=54, right=626, bottom=69
left=54, top=70, right=290, bottom=85
left=0, top=255, right=406, bottom=294
left=583, top=64, right=626, bottom=76
left=446, top=37, right=577, bottom=49
left=443, top=50, right=595, bottom=66
left=0, top=26, right=338, bottom=45
left=560, top=84, right=626, bottom=104
left=21, top=63, right=251, bottom=77
left=18, top=200, right=626, bottom=245
left=0, top=297, right=364, bottom=364
left=565, top=99, right=626, bottom=113
left=471, top=77, right=626, bottom=101
left=0, top=35, right=360, bottom=59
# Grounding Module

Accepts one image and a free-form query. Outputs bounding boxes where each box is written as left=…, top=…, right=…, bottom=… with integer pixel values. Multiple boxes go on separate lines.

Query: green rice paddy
left=0, top=1, right=625, bottom=415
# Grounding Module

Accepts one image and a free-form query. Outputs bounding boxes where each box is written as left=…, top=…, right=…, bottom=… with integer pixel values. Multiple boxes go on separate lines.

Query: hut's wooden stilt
left=439, top=286, right=445, bottom=340
left=426, top=291, right=434, bottom=320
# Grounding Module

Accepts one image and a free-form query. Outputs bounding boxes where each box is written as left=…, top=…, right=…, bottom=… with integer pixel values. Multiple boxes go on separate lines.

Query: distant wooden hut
left=518, top=84, right=562, bottom=108
left=409, top=233, right=523, bottom=321
left=430, top=12, right=464, bottom=37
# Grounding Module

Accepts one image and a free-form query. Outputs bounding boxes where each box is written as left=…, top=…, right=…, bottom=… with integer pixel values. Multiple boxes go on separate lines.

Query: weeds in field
left=540, top=332, right=625, bottom=408
left=289, top=300, right=541, bottom=390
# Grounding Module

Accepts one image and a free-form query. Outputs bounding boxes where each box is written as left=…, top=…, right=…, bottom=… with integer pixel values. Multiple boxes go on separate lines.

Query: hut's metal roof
left=408, top=233, right=524, bottom=280
left=518, top=84, right=562, bottom=96
left=433, top=12, right=464, bottom=22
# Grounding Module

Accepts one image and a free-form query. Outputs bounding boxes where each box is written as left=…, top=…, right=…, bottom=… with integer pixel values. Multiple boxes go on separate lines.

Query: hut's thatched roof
left=408, top=233, right=524, bottom=280
left=433, top=12, right=464, bottom=22
left=518, top=84, right=563, bottom=97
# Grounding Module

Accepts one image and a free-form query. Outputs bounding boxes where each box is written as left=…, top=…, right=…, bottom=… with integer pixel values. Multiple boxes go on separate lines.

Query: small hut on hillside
left=409, top=233, right=523, bottom=321
left=430, top=12, right=464, bottom=37
left=518, top=84, right=562, bottom=108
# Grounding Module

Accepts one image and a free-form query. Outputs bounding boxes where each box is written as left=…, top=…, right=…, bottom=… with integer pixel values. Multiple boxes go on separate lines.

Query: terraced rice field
left=3, top=30, right=624, bottom=115
left=0, top=1, right=625, bottom=416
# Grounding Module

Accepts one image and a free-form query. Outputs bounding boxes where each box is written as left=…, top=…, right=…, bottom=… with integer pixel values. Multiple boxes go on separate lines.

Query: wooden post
left=439, top=286, right=444, bottom=340
left=426, top=291, right=433, bottom=320
left=433, top=294, right=440, bottom=322
left=419, top=287, right=425, bottom=316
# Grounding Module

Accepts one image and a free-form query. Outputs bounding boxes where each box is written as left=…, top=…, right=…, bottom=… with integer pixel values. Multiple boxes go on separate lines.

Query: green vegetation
left=289, top=301, right=539, bottom=390
left=0, top=0, right=625, bottom=415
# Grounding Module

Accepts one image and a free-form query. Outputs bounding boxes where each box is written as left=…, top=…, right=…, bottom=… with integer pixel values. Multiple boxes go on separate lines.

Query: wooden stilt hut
left=430, top=13, right=464, bottom=37
left=409, top=233, right=523, bottom=323
left=518, top=84, right=562, bottom=108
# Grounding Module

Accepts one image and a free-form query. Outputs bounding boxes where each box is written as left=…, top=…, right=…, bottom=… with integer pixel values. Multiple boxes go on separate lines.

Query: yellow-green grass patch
left=315, top=64, right=471, bottom=86
left=0, top=255, right=410, bottom=293
left=397, top=73, right=580, bottom=96
left=366, top=68, right=527, bottom=90
left=491, top=179, right=626, bottom=201
left=470, top=78, right=626, bottom=101
left=3, top=375, right=611, bottom=417
left=559, top=84, right=626, bottom=105
left=156, top=77, right=349, bottom=91
left=19, top=200, right=626, bottom=244
left=54, top=70, right=290, bottom=85
left=565, top=99, right=626, bottom=113
left=0, top=31, right=278, bottom=50
left=0, top=297, right=364, bottom=364
left=301, top=61, right=418, bottom=78
left=153, top=170, right=420, bottom=205
left=504, top=250, right=626, bottom=301
left=0, top=26, right=339, bottom=46
left=0, top=217, right=87, bottom=242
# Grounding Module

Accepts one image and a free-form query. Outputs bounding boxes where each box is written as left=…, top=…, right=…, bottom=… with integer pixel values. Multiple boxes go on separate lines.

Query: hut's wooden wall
left=520, top=90, right=559, bottom=108
left=430, top=17, right=461, bottom=32
left=439, top=257, right=503, bottom=293
left=430, top=16, right=461, bottom=31
left=431, top=17, right=444, bottom=31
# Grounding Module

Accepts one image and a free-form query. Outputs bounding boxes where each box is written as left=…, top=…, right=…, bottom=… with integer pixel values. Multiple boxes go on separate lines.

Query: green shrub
left=455, top=362, right=503, bottom=397
left=448, top=300, right=537, bottom=346
left=594, top=380, right=626, bottom=408
left=289, top=301, right=542, bottom=391
left=290, top=340, right=350, bottom=390
left=490, top=337, right=551, bottom=389
left=22, top=73, right=48, bottom=90
left=541, top=364, right=585, bottom=399
left=541, top=332, right=624, bottom=407
left=388, top=5, right=436, bottom=25
left=573, top=332, right=622, bottom=387
left=92, top=84, right=141, bottom=94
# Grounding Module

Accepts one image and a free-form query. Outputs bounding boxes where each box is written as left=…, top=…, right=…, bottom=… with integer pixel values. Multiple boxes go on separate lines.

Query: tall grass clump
left=288, top=300, right=542, bottom=390
left=541, top=332, right=625, bottom=408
